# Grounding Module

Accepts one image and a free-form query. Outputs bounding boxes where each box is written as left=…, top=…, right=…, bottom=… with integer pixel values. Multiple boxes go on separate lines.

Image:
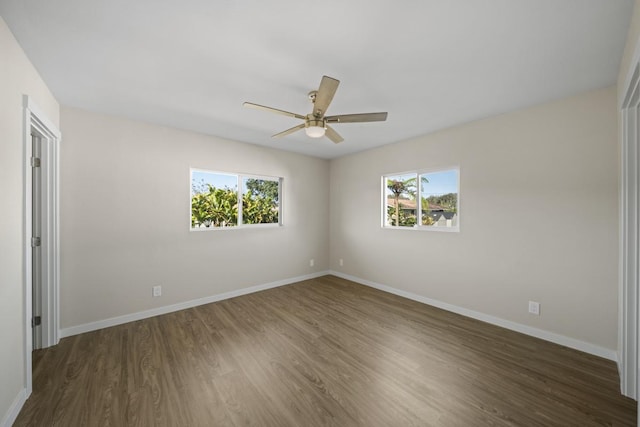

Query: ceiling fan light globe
left=305, top=125, right=326, bottom=138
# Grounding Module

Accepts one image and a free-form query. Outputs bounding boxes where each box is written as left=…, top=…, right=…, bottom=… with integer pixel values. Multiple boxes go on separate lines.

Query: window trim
left=381, top=166, right=460, bottom=232
left=190, top=168, right=283, bottom=231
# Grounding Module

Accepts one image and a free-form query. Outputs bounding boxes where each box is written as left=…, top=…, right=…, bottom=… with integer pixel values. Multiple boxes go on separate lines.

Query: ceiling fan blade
left=272, top=123, right=306, bottom=138
left=313, top=76, right=340, bottom=117
left=325, top=125, right=344, bottom=144
left=325, top=112, right=388, bottom=123
left=243, top=102, right=306, bottom=120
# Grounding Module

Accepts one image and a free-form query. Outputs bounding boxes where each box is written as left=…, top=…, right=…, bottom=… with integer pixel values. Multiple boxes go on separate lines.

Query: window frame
left=190, top=168, right=283, bottom=231
left=381, top=167, right=460, bottom=232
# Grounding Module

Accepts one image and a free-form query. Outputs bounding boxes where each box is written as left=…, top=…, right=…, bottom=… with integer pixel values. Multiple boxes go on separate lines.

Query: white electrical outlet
left=310, top=259, right=314, bottom=267
left=152, top=285, right=162, bottom=297
left=528, top=301, right=540, bottom=315
left=339, top=258, right=344, bottom=267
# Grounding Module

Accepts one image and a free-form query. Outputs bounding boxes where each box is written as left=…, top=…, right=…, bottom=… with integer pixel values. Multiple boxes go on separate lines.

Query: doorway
left=23, top=96, right=60, bottom=396
left=32, top=132, right=43, bottom=350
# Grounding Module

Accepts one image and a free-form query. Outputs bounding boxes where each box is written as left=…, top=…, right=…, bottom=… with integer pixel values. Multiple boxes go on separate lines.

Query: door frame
left=620, top=69, right=638, bottom=399
left=22, top=95, right=60, bottom=396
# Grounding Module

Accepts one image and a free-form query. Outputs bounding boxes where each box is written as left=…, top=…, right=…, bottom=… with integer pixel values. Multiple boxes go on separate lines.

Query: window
left=191, top=169, right=282, bottom=229
left=383, top=168, right=459, bottom=231
left=241, top=176, right=280, bottom=225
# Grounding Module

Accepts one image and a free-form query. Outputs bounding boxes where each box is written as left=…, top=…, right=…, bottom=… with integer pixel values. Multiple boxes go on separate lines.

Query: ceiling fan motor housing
left=306, top=115, right=326, bottom=130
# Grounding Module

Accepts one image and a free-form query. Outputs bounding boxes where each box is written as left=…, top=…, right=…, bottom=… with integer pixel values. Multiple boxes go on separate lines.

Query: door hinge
left=31, top=236, right=41, bottom=247
left=30, top=157, right=41, bottom=168
left=31, top=316, right=41, bottom=327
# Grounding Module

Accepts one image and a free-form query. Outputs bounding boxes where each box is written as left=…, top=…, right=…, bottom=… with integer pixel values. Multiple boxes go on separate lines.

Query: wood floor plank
left=14, top=275, right=636, bottom=426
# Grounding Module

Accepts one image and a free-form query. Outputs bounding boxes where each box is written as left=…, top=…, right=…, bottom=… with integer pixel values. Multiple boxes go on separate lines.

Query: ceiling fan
left=243, top=75, right=388, bottom=144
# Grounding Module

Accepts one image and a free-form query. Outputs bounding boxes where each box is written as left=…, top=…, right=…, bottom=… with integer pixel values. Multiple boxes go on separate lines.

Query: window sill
left=382, top=225, right=459, bottom=232
left=190, top=223, right=283, bottom=231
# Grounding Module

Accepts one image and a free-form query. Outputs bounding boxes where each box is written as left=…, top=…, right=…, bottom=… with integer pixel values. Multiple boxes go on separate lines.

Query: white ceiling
left=0, top=0, right=633, bottom=159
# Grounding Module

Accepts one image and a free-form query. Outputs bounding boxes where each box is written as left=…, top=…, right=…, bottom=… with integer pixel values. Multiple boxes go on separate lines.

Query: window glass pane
left=191, top=171, right=238, bottom=228
left=242, top=177, right=280, bottom=225
left=385, top=173, right=418, bottom=227
left=420, top=170, right=458, bottom=228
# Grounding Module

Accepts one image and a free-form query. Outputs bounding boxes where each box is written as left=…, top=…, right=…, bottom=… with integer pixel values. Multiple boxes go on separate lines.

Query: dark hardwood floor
left=15, top=275, right=635, bottom=426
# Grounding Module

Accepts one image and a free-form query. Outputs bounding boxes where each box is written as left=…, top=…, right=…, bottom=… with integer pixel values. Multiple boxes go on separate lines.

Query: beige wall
left=59, top=107, right=329, bottom=329
left=0, top=17, right=59, bottom=424
left=329, top=87, right=619, bottom=351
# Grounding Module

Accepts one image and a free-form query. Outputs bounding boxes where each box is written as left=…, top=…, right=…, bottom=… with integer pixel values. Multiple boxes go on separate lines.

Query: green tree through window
left=191, top=171, right=281, bottom=229
left=242, top=178, right=279, bottom=224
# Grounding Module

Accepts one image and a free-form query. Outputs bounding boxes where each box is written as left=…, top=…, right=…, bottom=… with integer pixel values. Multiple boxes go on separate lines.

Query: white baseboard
left=59, top=269, right=618, bottom=359
left=329, top=271, right=618, bottom=361
left=60, top=271, right=330, bottom=338
left=1, top=388, right=27, bottom=427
